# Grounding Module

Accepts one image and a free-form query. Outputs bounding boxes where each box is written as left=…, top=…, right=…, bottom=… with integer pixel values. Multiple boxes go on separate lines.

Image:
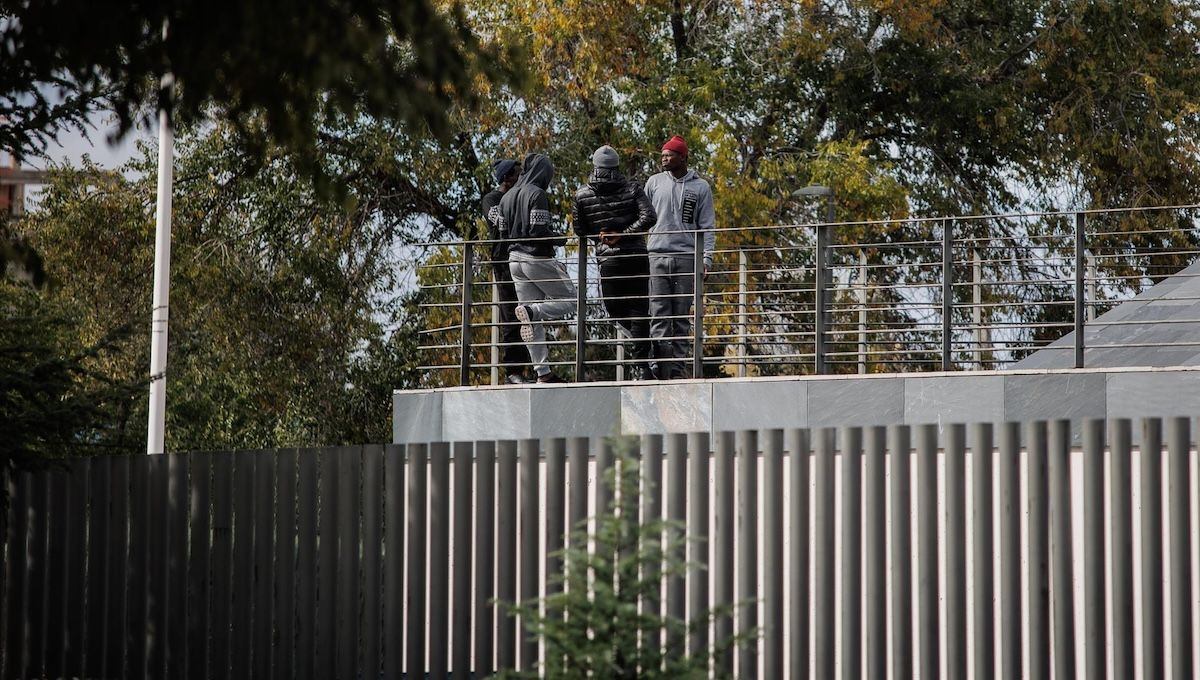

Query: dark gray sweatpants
left=648, top=254, right=696, bottom=378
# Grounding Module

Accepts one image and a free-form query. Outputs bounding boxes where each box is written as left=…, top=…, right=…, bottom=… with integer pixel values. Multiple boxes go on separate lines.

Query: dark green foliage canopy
left=0, top=0, right=521, bottom=161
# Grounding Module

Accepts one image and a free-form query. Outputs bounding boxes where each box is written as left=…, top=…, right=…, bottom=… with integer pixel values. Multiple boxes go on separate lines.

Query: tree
left=0, top=0, right=522, bottom=167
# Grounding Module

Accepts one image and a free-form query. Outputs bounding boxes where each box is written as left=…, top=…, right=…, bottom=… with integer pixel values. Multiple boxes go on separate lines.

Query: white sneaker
left=515, top=305, right=534, bottom=342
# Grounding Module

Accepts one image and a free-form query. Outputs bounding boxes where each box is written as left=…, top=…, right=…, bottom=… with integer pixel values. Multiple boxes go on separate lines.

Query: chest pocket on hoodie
left=681, top=189, right=698, bottom=225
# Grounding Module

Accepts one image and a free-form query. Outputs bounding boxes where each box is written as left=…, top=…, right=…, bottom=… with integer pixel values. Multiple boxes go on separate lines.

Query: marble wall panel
left=530, top=385, right=622, bottom=438
left=392, top=390, right=444, bottom=444
left=621, top=382, right=713, bottom=435
left=442, top=388, right=531, bottom=442
left=712, top=379, right=807, bottom=433
left=808, top=377, right=904, bottom=428
left=1107, top=370, right=1200, bottom=419
left=904, top=375, right=1005, bottom=427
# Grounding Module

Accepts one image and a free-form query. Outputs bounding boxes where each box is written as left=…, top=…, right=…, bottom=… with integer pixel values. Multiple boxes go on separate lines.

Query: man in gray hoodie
left=499, top=153, right=577, bottom=383
left=643, top=135, right=716, bottom=379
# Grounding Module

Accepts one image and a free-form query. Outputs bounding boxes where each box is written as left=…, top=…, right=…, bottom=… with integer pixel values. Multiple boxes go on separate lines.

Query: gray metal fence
left=2, top=417, right=1198, bottom=678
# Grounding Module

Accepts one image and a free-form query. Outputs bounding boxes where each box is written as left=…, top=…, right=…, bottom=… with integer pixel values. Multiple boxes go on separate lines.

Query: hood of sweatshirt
left=518, top=153, right=554, bottom=191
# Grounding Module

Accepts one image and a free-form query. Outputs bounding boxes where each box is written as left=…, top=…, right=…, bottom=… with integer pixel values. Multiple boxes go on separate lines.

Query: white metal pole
left=146, top=73, right=174, bottom=455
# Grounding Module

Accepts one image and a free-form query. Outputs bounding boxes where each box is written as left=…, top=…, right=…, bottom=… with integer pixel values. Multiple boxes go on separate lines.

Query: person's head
left=660, top=135, right=689, bottom=176
left=492, top=159, right=521, bottom=190
left=592, top=144, right=620, bottom=170
left=521, top=153, right=555, bottom=190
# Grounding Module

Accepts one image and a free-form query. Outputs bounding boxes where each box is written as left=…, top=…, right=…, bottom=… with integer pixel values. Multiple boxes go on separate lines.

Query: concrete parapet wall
left=394, top=366, right=1200, bottom=444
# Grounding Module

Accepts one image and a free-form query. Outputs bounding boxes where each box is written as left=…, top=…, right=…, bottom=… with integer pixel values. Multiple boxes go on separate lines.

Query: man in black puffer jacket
left=572, top=145, right=657, bottom=379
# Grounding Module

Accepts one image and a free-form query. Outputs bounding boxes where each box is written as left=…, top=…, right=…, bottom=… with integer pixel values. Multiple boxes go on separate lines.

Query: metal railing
left=415, top=205, right=1200, bottom=385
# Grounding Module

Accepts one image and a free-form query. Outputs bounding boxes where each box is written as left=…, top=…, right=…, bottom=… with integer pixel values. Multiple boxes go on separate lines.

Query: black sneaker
left=537, top=373, right=566, bottom=384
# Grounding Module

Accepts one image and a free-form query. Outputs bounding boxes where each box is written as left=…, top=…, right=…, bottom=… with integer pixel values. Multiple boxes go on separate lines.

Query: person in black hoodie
left=572, top=144, right=657, bottom=379
left=499, top=153, right=577, bottom=383
left=481, top=159, right=534, bottom=384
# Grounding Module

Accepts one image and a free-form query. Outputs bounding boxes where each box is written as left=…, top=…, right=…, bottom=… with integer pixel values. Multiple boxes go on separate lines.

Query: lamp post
left=792, top=186, right=835, bottom=374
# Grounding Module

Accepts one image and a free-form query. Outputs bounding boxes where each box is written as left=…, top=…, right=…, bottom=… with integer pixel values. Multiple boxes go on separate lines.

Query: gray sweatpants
left=509, top=252, right=577, bottom=376
left=648, top=254, right=697, bottom=378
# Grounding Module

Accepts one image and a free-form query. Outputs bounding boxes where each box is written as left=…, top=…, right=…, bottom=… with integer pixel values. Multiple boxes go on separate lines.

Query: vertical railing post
left=692, top=230, right=704, bottom=379
left=575, top=235, right=587, bottom=382
left=459, top=242, right=474, bottom=385
left=1074, top=212, right=1086, bottom=369
left=815, top=221, right=828, bottom=374
left=857, top=249, right=867, bottom=374
left=491, top=282, right=500, bottom=385
left=941, top=220, right=953, bottom=371
left=738, top=248, right=748, bottom=377
left=972, top=249, right=983, bottom=370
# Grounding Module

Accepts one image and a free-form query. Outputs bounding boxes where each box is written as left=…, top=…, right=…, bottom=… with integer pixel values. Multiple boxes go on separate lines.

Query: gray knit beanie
left=592, top=145, right=619, bottom=169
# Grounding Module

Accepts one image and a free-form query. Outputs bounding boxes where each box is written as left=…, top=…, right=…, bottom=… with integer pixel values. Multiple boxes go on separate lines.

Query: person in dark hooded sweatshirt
left=481, top=159, right=535, bottom=384
left=572, top=144, right=657, bottom=379
left=499, top=153, right=577, bottom=383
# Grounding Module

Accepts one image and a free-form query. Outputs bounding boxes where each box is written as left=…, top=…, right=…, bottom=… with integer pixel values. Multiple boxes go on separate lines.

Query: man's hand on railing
left=599, top=230, right=621, bottom=246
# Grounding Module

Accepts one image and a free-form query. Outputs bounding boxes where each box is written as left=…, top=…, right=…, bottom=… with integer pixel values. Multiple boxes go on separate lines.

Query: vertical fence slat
left=126, top=459, right=150, bottom=680
left=1048, top=419, right=1076, bottom=680
left=714, top=430, right=736, bottom=676
left=429, top=443, right=451, bottom=678
left=453, top=441, right=475, bottom=678
left=763, top=429, right=785, bottom=680
left=210, top=453, right=235, bottom=680
left=495, top=440, right=518, bottom=672
left=814, top=427, right=837, bottom=679
left=187, top=453, right=213, bottom=680
left=231, top=453, right=257, bottom=679
left=0, top=467, right=10, bottom=680
left=736, top=429, right=759, bottom=680
left=274, top=450, right=299, bottom=680
left=914, top=424, right=939, bottom=680
left=544, top=438, right=567, bottom=675
left=1026, top=421, right=1050, bottom=680
left=252, top=452, right=277, bottom=680
left=360, top=446, right=384, bottom=679
left=1082, top=419, right=1106, bottom=680
left=970, top=423, right=994, bottom=680
left=863, top=426, right=886, bottom=680
left=788, top=428, right=811, bottom=680
left=294, top=449, right=319, bottom=680
left=65, top=460, right=90, bottom=678
left=1141, top=418, right=1166, bottom=679
left=316, top=449, right=338, bottom=679
left=595, top=436, right=614, bottom=516
left=84, top=459, right=111, bottom=680
left=687, top=431, right=710, bottom=660
left=944, top=423, right=966, bottom=680
left=337, top=449, right=363, bottom=680
left=407, top=443, right=430, bottom=677
left=6, top=473, right=33, bottom=680
left=473, top=440, right=496, bottom=676
left=641, top=433, right=664, bottom=665
left=666, top=432, right=687, bottom=644
left=518, top=438, right=540, bottom=671
left=147, top=456, right=170, bottom=679
left=1109, top=420, right=1134, bottom=680
left=46, top=472, right=71, bottom=680
left=1167, top=416, right=1192, bottom=679
left=383, top=444, right=406, bottom=679
left=998, top=422, right=1021, bottom=680
left=107, top=456, right=131, bottom=680
left=889, top=425, right=912, bottom=680
left=166, top=454, right=189, bottom=680
left=841, top=426, right=863, bottom=680
left=25, top=473, right=48, bottom=680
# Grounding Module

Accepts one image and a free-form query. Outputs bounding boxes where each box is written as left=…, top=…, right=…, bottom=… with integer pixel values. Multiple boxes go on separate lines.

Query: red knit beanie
left=662, top=135, right=689, bottom=157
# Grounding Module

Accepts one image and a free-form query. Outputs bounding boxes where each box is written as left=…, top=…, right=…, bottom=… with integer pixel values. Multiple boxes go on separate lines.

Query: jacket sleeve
left=627, top=184, right=657, bottom=234
left=699, top=182, right=716, bottom=266
left=571, top=193, right=591, bottom=236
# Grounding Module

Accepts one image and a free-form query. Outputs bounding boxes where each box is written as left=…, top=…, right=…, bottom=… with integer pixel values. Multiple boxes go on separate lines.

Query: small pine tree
left=503, top=447, right=750, bottom=679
